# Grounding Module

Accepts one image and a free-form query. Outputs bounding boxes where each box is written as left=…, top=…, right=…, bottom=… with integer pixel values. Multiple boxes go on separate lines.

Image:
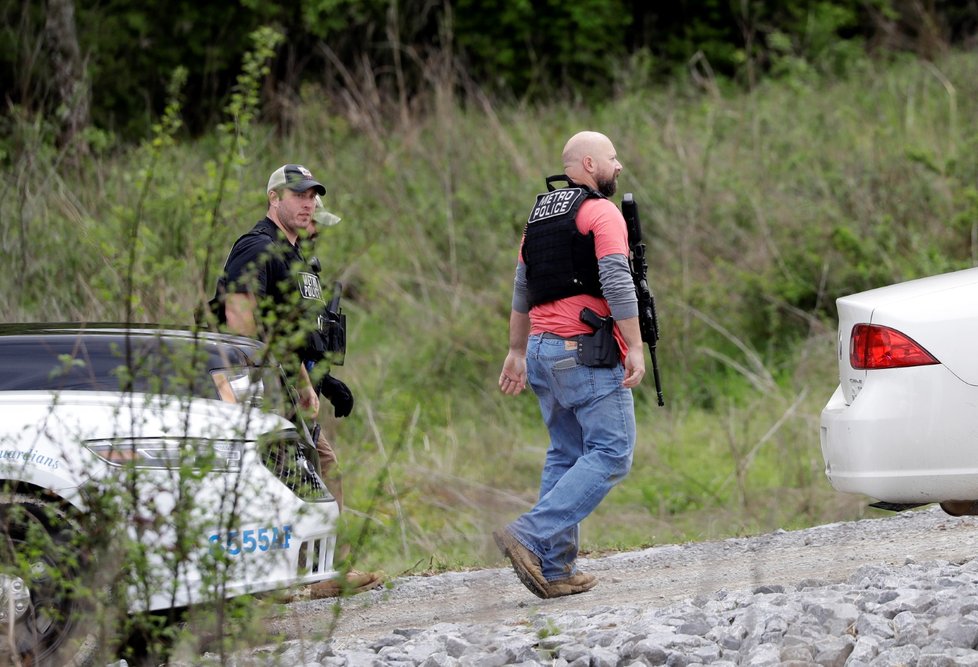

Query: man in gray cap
left=215, top=164, right=326, bottom=410
left=213, top=163, right=383, bottom=597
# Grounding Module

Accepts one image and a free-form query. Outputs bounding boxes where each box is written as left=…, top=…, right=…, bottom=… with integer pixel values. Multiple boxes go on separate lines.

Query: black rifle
left=321, top=281, right=346, bottom=366
left=308, top=257, right=347, bottom=365
left=621, top=193, right=665, bottom=407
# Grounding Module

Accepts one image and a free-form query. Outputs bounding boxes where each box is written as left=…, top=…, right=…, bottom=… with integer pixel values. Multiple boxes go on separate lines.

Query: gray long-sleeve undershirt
left=512, top=254, right=638, bottom=321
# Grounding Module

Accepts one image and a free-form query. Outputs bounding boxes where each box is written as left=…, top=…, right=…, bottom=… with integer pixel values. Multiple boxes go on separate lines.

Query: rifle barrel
left=622, top=192, right=665, bottom=407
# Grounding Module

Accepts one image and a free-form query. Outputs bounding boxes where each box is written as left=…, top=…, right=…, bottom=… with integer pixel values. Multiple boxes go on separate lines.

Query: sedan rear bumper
left=820, top=364, right=978, bottom=503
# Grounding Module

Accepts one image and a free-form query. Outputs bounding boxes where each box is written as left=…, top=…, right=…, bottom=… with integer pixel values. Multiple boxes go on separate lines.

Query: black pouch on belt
left=577, top=308, right=618, bottom=368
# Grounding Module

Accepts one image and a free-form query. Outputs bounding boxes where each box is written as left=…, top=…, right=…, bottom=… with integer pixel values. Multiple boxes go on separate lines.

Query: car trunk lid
left=836, top=267, right=978, bottom=403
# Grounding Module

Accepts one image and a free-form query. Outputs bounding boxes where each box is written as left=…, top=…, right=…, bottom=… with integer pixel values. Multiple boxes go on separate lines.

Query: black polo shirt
left=219, top=218, right=327, bottom=353
left=222, top=217, right=304, bottom=305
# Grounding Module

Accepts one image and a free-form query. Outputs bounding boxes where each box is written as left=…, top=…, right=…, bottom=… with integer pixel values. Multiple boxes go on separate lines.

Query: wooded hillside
left=3, top=1, right=973, bottom=145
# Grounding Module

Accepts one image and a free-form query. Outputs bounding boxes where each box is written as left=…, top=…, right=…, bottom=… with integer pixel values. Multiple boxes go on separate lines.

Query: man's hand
left=297, top=363, right=320, bottom=417
left=298, top=382, right=320, bottom=415
left=500, top=310, right=531, bottom=396
left=617, top=316, right=646, bottom=388
left=319, top=374, right=354, bottom=418
left=622, top=347, right=646, bottom=388
left=498, top=351, right=528, bottom=396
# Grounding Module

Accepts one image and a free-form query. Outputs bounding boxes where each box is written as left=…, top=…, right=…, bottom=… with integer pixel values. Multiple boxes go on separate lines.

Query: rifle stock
left=622, top=193, right=665, bottom=407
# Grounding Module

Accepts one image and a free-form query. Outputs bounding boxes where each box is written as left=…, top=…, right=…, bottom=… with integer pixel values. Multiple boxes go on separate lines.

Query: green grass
left=3, top=48, right=973, bottom=579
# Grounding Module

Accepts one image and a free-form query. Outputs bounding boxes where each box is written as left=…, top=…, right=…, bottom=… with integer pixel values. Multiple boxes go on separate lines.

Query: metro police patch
left=527, top=187, right=588, bottom=225
left=298, top=272, right=325, bottom=301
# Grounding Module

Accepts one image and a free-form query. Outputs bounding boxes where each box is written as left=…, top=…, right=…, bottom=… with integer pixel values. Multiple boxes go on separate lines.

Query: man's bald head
left=562, top=131, right=611, bottom=167
left=561, top=131, right=622, bottom=197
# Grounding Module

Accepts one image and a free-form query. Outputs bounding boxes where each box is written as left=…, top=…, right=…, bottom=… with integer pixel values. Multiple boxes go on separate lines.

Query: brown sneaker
left=304, top=569, right=385, bottom=599
left=542, top=571, right=597, bottom=598
left=492, top=529, right=549, bottom=599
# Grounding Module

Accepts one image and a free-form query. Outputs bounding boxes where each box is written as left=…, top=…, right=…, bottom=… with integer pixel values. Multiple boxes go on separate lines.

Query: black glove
left=318, top=374, right=354, bottom=418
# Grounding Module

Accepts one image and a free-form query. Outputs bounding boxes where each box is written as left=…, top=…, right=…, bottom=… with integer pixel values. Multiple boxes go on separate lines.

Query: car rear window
left=0, top=336, right=244, bottom=401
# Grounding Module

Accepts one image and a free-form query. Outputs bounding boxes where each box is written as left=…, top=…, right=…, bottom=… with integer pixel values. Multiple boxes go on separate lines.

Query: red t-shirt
left=520, top=198, right=631, bottom=357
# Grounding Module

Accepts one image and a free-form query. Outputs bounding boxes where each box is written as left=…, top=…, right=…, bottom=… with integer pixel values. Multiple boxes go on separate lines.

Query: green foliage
left=536, top=618, right=561, bottom=639
left=196, top=26, right=286, bottom=312
left=454, top=0, right=630, bottom=97
left=295, top=0, right=390, bottom=38
left=765, top=1, right=867, bottom=80
left=7, top=0, right=976, bottom=144
left=78, top=1, right=274, bottom=137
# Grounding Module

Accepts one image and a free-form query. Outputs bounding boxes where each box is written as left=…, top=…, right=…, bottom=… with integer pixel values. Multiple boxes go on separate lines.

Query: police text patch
left=298, top=272, right=325, bottom=301
left=527, top=187, right=588, bottom=225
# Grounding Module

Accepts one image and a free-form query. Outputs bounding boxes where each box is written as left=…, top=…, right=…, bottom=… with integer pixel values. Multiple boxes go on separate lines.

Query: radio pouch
left=577, top=308, right=618, bottom=368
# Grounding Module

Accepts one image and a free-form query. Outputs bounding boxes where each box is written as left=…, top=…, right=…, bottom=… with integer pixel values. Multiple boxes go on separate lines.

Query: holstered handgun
left=577, top=307, right=618, bottom=368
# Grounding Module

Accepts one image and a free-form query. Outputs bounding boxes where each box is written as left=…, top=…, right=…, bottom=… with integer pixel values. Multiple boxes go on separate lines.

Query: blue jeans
left=509, top=334, right=636, bottom=581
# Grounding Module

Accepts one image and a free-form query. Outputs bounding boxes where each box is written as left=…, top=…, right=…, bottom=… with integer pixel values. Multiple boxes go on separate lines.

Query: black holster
left=577, top=308, right=618, bottom=368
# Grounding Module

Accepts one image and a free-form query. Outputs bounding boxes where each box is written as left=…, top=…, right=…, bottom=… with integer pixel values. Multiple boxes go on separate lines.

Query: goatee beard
left=597, top=177, right=617, bottom=197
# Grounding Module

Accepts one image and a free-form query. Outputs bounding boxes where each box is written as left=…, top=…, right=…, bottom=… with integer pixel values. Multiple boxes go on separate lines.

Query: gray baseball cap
left=266, top=164, right=326, bottom=195
left=314, top=195, right=341, bottom=227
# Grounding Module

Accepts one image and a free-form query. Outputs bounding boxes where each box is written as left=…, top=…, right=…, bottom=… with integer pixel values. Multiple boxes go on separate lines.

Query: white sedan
left=0, top=325, right=339, bottom=666
left=820, top=266, right=978, bottom=515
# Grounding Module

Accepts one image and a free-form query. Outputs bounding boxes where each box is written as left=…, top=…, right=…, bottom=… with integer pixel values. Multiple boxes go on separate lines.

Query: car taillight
left=85, top=437, right=244, bottom=471
left=849, top=323, right=939, bottom=370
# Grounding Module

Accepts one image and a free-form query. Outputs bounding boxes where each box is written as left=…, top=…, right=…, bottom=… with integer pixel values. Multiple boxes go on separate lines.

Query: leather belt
left=541, top=332, right=576, bottom=340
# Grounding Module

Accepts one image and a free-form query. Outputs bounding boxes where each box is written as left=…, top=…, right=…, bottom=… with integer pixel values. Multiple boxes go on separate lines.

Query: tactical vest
left=208, top=220, right=346, bottom=365
left=522, top=178, right=604, bottom=308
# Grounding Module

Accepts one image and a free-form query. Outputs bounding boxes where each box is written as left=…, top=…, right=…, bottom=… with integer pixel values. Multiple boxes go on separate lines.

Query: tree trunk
left=44, top=0, right=90, bottom=154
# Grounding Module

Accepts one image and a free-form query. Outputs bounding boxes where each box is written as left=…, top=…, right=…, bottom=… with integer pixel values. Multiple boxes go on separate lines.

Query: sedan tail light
left=85, top=437, right=244, bottom=471
left=850, top=323, right=939, bottom=370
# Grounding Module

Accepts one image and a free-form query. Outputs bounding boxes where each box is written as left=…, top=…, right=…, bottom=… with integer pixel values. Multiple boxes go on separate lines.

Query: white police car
left=0, top=324, right=339, bottom=666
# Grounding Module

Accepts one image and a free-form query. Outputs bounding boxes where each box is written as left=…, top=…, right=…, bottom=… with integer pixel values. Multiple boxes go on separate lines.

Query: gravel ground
left=186, top=506, right=978, bottom=665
